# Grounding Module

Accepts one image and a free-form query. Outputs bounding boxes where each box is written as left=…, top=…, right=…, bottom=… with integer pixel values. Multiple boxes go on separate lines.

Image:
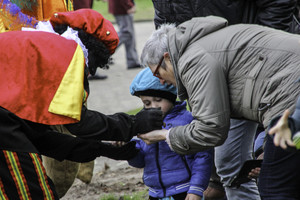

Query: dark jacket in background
left=73, top=0, right=93, bottom=10
left=152, top=0, right=300, bottom=33
left=108, top=0, right=134, bottom=15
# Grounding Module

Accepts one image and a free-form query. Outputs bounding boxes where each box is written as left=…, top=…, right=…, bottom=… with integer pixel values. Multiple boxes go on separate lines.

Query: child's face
left=140, top=95, right=174, bottom=117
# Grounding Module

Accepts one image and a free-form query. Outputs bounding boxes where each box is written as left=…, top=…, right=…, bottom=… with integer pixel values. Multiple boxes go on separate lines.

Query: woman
left=138, top=17, right=300, bottom=199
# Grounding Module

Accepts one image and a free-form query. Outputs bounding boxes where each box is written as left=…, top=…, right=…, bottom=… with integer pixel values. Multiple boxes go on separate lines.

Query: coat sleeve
left=65, top=105, right=136, bottom=142
left=31, top=129, right=139, bottom=162
left=31, top=129, right=108, bottom=162
left=188, top=149, right=213, bottom=196
left=255, top=0, right=297, bottom=32
left=22, top=120, right=112, bottom=162
left=169, top=51, right=230, bottom=154
left=127, top=138, right=146, bottom=168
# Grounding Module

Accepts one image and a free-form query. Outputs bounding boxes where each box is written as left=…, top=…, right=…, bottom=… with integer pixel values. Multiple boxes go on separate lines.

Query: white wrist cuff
left=166, top=129, right=174, bottom=151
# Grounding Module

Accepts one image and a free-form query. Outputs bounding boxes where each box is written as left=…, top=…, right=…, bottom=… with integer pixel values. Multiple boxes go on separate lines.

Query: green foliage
left=99, top=193, right=117, bottom=200
left=99, top=190, right=148, bottom=200
left=126, top=107, right=143, bottom=115
left=93, top=0, right=155, bottom=23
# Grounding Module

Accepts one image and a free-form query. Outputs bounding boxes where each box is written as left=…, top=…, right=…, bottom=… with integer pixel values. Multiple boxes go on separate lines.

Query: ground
left=61, top=157, right=148, bottom=200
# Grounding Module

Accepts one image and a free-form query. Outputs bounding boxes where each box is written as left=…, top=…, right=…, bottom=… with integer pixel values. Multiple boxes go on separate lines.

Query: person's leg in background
left=114, top=14, right=140, bottom=69
left=215, top=119, right=261, bottom=200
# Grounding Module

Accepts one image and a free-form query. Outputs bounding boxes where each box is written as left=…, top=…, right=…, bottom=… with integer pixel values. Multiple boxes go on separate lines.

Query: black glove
left=133, top=107, right=163, bottom=134
left=99, top=141, right=139, bottom=160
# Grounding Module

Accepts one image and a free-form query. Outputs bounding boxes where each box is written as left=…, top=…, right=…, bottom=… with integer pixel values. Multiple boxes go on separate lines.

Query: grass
left=100, top=190, right=148, bottom=200
left=92, top=0, right=155, bottom=23
left=126, top=107, right=143, bottom=115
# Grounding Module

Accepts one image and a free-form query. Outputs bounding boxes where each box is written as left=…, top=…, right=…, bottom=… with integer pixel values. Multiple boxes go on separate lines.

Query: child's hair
left=130, top=68, right=177, bottom=103
left=53, top=24, right=111, bottom=75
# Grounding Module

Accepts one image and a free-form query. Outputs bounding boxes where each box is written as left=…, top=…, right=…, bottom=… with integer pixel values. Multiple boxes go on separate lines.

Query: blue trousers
left=215, top=119, right=261, bottom=200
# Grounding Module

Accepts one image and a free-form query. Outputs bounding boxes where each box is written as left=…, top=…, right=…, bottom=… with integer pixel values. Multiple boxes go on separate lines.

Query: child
left=128, top=68, right=213, bottom=200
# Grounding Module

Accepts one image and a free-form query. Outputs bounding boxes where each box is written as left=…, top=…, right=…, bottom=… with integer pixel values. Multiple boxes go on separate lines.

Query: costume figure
left=0, top=9, right=163, bottom=199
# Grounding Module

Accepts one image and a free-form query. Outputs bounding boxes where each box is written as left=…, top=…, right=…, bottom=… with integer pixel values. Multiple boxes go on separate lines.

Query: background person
left=128, top=68, right=213, bottom=200
left=137, top=17, right=300, bottom=199
left=73, top=0, right=93, bottom=10
left=103, top=0, right=141, bottom=69
left=258, top=95, right=300, bottom=199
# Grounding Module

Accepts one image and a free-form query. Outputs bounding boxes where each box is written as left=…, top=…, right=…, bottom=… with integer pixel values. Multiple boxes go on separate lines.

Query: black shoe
left=88, top=74, right=108, bottom=80
left=127, top=64, right=142, bottom=70
left=108, top=57, right=114, bottom=65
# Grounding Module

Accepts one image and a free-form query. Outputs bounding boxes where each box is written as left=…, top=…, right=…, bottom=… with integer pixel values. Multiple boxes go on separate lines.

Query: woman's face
left=149, top=54, right=176, bottom=86
left=140, top=96, right=174, bottom=117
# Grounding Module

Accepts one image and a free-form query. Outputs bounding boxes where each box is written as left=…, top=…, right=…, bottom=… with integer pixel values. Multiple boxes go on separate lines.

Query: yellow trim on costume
left=0, top=16, right=6, bottom=33
left=48, top=44, right=85, bottom=121
left=5, top=151, right=30, bottom=200
left=66, top=0, right=74, bottom=11
left=0, top=177, right=8, bottom=200
left=62, top=0, right=74, bottom=11
left=30, top=153, right=54, bottom=200
left=0, top=9, right=8, bottom=33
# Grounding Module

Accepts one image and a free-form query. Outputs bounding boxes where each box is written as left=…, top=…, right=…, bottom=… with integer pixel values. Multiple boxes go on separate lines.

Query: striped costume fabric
left=0, top=150, right=58, bottom=200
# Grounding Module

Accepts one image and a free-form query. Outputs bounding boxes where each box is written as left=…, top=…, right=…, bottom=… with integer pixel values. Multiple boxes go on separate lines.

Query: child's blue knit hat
left=130, top=68, right=177, bottom=103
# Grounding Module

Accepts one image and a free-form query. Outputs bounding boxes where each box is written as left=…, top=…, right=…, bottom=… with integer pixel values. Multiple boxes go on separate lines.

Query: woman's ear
left=163, top=52, right=171, bottom=65
left=163, top=52, right=170, bottom=59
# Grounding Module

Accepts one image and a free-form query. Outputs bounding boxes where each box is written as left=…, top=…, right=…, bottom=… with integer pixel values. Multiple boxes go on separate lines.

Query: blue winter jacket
left=128, top=101, right=213, bottom=198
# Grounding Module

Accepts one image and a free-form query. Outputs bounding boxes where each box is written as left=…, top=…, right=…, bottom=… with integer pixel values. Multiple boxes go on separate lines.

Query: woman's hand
left=137, top=129, right=168, bottom=145
left=268, top=109, right=295, bottom=149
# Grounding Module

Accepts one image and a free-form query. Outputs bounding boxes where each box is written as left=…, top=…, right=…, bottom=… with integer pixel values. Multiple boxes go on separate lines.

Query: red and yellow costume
left=0, top=9, right=129, bottom=200
left=0, top=9, right=118, bottom=125
left=0, top=31, right=85, bottom=125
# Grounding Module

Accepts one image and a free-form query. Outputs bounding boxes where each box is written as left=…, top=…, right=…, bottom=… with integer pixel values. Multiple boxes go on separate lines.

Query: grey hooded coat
left=168, top=16, right=300, bottom=154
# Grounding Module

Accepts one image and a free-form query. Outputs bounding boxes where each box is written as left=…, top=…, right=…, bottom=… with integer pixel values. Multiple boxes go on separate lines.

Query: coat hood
left=168, top=16, right=227, bottom=61
left=167, top=16, right=228, bottom=97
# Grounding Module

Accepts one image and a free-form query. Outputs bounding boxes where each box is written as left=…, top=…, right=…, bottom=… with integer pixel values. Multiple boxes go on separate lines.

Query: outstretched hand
left=268, top=109, right=295, bottom=149
left=134, top=108, right=163, bottom=134
left=137, top=129, right=168, bottom=145
left=99, top=141, right=139, bottom=160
